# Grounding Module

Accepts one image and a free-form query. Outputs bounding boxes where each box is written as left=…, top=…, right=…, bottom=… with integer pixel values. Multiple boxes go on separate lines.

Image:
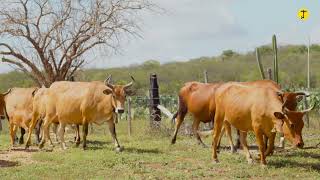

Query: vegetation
left=1, top=44, right=320, bottom=95
left=0, top=116, right=319, bottom=179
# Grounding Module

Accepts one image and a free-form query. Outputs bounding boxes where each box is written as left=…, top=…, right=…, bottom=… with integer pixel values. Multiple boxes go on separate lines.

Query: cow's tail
left=172, top=95, right=188, bottom=123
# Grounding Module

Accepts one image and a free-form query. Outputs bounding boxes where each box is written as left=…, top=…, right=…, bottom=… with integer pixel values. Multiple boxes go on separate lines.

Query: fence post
left=128, top=97, right=132, bottom=136
left=149, top=74, right=161, bottom=128
left=0, top=119, right=2, bottom=133
left=267, top=68, right=273, bottom=80
left=203, top=70, right=208, bottom=83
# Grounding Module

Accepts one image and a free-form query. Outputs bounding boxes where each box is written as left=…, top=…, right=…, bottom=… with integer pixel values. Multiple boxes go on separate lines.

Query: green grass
left=0, top=119, right=319, bottom=180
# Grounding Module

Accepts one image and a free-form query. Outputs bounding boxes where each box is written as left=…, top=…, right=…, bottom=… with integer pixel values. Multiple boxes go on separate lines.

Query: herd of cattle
left=0, top=77, right=315, bottom=166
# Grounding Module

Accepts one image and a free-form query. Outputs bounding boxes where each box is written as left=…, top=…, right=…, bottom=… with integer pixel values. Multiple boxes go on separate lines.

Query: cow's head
left=0, top=89, right=11, bottom=119
left=103, top=75, right=134, bottom=114
left=277, top=91, right=309, bottom=111
left=274, top=99, right=314, bottom=148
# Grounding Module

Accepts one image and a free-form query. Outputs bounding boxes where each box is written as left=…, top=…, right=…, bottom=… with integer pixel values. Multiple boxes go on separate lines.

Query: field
left=0, top=118, right=320, bottom=180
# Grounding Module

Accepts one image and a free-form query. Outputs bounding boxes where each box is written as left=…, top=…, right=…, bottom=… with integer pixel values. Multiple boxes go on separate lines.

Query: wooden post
left=303, top=96, right=310, bottom=128
left=267, top=68, right=272, bottom=80
left=204, top=70, right=208, bottom=83
left=272, top=35, right=279, bottom=84
left=128, top=97, right=132, bottom=136
left=0, top=119, right=2, bottom=133
left=149, top=74, right=161, bottom=128
left=307, top=37, right=310, bottom=89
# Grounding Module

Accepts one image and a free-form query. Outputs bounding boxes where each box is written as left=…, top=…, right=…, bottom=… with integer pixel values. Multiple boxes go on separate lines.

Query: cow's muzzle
left=115, top=108, right=124, bottom=114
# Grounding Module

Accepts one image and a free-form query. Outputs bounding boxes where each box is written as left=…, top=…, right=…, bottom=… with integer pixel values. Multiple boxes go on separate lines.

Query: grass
left=0, top=118, right=319, bottom=180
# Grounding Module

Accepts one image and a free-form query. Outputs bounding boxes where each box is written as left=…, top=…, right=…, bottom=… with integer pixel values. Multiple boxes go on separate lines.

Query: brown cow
left=25, top=76, right=134, bottom=150
left=211, top=83, right=313, bottom=165
left=172, top=80, right=307, bottom=150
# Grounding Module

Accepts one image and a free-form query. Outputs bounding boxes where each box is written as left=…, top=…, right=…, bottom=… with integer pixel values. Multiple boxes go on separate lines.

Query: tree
left=0, top=0, right=154, bottom=86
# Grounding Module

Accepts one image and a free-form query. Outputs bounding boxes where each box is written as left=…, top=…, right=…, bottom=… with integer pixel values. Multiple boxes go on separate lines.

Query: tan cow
left=172, top=80, right=306, bottom=150
left=0, top=89, right=11, bottom=119
left=2, top=88, right=42, bottom=147
left=25, top=76, right=133, bottom=151
left=211, top=83, right=313, bottom=165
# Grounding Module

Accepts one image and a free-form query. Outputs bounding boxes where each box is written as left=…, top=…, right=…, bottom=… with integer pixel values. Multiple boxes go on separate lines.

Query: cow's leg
left=240, top=131, right=253, bottom=164
left=224, top=121, right=236, bottom=153
left=35, top=120, right=42, bottom=144
left=58, top=123, right=67, bottom=150
left=254, top=128, right=266, bottom=165
left=82, top=123, right=88, bottom=150
left=25, top=113, right=39, bottom=149
left=265, top=132, right=276, bottom=156
left=192, top=119, right=207, bottom=148
left=107, top=120, right=122, bottom=152
left=52, top=123, right=59, bottom=142
left=217, top=126, right=225, bottom=151
left=171, top=111, right=186, bottom=144
left=9, top=123, right=16, bottom=147
left=19, top=128, right=26, bottom=144
left=235, top=129, right=241, bottom=149
left=75, top=125, right=81, bottom=147
left=39, top=117, right=51, bottom=149
left=212, top=111, right=224, bottom=163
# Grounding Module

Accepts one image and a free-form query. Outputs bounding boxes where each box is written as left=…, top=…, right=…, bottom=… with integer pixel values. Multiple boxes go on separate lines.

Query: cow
left=0, top=89, right=12, bottom=119
left=25, top=75, right=134, bottom=151
left=1, top=88, right=42, bottom=147
left=172, top=80, right=307, bottom=151
left=211, top=83, right=313, bottom=165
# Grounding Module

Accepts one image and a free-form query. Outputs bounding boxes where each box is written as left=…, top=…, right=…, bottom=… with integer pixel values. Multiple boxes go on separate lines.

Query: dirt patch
left=0, top=147, right=40, bottom=166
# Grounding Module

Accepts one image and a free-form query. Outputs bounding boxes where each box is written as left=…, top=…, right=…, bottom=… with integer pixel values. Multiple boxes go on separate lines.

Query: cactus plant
left=272, top=34, right=279, bottom=83
left=255, top=48, right=265, bottom=79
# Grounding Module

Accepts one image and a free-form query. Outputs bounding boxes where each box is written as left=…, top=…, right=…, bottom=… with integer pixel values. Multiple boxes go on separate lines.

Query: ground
left=0, top=119, right=319, bottom=180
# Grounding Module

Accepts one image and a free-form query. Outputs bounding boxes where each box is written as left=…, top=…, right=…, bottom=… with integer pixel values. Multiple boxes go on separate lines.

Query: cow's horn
left=124, top=76, right=135, bottom=89
left=104, top=75, right=114, bottom=89
left=277, top=91, right=284, bottom=96
left=2, top=88, right=11, bottom=96
left=301, top=102, right=316, bottom=113
left=295, top=91, right=310, bottom=97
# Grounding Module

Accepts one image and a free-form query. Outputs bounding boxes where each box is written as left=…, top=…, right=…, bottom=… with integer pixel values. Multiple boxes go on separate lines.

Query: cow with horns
left=172, top=80, right=309, bottom=151
left=25, top=75, right=134, bottom=151
left=211, top=83, right=314, bottom=165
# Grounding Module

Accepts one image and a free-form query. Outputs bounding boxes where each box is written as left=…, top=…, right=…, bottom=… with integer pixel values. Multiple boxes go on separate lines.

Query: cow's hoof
left=19, top=139, right=24, bottom=145
left=247, top=158, right=254, bottom=164
left=39, top=143, right=44, bottom=149
left=171, top=139, right=176, bottom=145
left=115, top=146, right=123, bottom=152
left=212, top=159, right=219, bottom=164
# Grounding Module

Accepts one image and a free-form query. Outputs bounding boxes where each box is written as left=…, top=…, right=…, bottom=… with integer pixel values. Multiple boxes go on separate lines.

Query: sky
left=0, top=0, right=320, bottom=73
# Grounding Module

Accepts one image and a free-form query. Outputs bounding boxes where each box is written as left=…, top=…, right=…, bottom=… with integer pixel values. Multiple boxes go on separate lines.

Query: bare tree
left=0, top=0, right=154, bottom=86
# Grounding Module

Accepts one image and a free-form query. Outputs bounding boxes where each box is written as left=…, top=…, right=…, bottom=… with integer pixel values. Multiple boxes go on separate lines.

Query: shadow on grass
left=86, top=140, right=109, bottom=146
left=269, top=159, right=320, bottom=172
left=276, top=150, right=320, bottom=159
left=125, top=147, right=162, bottom=154
left=0, top=160, right=19, bottom=168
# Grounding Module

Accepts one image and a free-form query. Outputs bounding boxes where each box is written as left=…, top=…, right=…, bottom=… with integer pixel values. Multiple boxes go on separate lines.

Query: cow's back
left=5, top=88, right=37, bottom=120
left=48, top=81, right=112, bottom=124
left=215, top=83, right=280, bottom=132
left=180, top=82, right=222, bottom=122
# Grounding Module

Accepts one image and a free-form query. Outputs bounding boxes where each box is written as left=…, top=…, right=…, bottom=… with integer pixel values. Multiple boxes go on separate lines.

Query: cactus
left=255, top=48, right=265, bottom=79
left=272, top=34, right=279, bottom=83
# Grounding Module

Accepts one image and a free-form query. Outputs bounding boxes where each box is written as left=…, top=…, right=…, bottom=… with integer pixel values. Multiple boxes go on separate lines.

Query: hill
left=1, top=44, right=320, bottom=95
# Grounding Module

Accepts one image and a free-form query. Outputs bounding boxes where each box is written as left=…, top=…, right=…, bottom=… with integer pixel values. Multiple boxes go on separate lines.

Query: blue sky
left=0, top=0, right=319, bottom=72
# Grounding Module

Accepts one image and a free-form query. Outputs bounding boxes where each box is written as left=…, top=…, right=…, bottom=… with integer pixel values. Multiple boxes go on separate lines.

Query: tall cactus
left=255, top=48, right=265, bottom=79
left=272, top=34, right=279, bottom=83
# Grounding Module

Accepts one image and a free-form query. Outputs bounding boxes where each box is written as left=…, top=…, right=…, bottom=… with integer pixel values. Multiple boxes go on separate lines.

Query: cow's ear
left=274, top=112, right=285, bottom=119
left=103, top=88, right=113, bottom=95
left=296, top=95, right=304, bottom=102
